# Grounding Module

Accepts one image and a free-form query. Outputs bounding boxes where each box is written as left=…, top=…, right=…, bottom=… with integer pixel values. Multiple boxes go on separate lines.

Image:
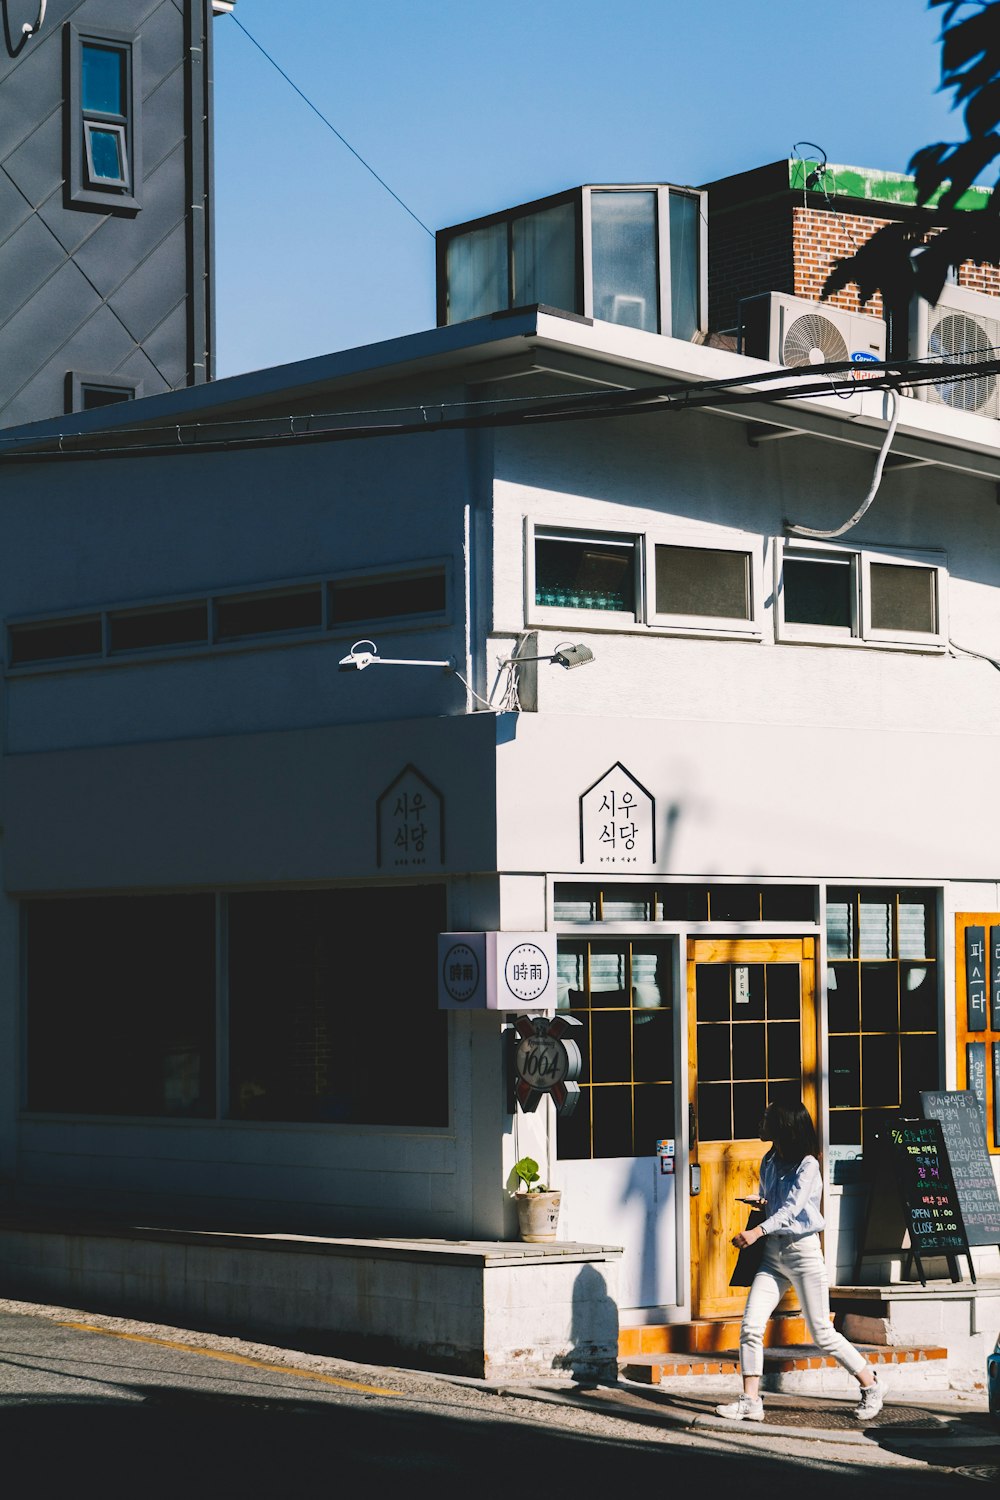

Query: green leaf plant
left=509, top=1156, right=548, bottom=1195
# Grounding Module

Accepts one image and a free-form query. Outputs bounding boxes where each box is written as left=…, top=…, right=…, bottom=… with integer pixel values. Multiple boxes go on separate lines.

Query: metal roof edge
left=5, top=309, right=1000, bottom=478
left=0, top=310, right=550, bottom=442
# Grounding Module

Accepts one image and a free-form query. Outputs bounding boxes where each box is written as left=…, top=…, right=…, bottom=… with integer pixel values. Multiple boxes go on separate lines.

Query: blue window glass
left=82, top=44, right=124, bottom=115
left=88, top=127, right=124, bottom=182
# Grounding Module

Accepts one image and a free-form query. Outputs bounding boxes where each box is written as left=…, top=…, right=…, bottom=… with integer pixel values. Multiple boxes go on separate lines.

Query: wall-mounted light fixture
left=338, top=639, right=454, bottom=672
left=500, top=641, right=596, bottom=671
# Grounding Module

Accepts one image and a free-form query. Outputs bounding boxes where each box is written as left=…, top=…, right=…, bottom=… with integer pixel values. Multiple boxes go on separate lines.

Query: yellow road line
left=54, top=1321, right=397, bottom=1396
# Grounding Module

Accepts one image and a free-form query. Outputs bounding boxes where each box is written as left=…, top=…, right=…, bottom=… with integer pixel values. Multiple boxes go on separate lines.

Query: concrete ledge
left=0, top=1214, right=622, bottom=1382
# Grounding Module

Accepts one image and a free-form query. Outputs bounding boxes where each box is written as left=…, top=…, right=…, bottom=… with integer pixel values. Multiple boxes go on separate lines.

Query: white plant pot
left=515, top=1190, right=562, bottom=1243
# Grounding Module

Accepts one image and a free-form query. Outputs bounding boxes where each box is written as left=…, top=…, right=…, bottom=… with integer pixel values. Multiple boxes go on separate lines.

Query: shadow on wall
left=557, top=1262, right=619, bottom=1383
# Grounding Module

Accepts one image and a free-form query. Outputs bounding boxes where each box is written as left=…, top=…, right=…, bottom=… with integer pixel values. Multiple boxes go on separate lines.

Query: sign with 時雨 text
left=437, top=931, right=557, bottom=1011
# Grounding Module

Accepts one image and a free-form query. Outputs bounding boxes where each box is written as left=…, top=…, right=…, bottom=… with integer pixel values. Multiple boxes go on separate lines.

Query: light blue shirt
left=757, top=1150, right=824, bottom=1239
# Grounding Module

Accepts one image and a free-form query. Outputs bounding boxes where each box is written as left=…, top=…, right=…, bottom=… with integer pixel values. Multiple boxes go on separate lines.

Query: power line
left=228, top=14, right=434, bottom=239
left=3, top=356, right=998, bottom=465
left=3, top=351, right=995, bottom=455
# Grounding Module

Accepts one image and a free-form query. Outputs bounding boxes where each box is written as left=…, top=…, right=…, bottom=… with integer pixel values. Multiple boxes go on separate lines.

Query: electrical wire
left=228, top=14, right=433, bottom=239
left=2, top=343, right=999, bottom=455
left=949, top=639, right=1000, bottom=673
left=784, top=388, right=901, bottom=538
left=451, top=667, right=508, bottom=713
left=4, top=355, right=1000, bottom=465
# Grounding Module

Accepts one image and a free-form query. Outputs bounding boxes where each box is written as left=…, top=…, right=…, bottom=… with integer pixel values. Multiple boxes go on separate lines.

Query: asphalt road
left=0, top=1300, right=984, bottom=1497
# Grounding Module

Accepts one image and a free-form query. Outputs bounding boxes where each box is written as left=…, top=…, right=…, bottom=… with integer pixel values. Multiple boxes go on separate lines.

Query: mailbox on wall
left=437, top=931, right=557, bottom=1011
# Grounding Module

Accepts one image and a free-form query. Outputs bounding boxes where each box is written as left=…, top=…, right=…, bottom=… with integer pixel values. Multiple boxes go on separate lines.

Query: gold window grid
left=826, top=884, right=938, bottom=1144
left=695, top=962, right=803, bottom=1140
left=553, top=882, right=818, bottom=924
left=562, top=938, right=674, bottom=1160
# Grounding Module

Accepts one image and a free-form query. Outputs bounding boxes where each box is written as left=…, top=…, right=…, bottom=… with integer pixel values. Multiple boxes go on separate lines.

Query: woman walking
left=717, top=1099, right=884, bottom=1423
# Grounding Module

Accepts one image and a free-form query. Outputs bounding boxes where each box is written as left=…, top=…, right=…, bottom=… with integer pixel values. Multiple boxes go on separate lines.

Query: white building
left=0, top=173, right=998, bottom=1379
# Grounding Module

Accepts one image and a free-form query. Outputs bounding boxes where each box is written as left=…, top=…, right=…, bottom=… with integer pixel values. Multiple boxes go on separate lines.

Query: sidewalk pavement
left=486, top=1378, right=1000, bottom=1473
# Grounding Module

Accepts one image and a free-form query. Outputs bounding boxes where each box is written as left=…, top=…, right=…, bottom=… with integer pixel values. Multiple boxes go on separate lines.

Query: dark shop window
left=228, top=885, right=448, bottom=1126
left=215, top=587, right=322, bottom=641
left=329, top=569, right=446, bottom=626
left=109, top=604, right=209, bottom=653
left=8, top=616, right=102, bottom=665
left=26, top=895, right=216, bottom=1117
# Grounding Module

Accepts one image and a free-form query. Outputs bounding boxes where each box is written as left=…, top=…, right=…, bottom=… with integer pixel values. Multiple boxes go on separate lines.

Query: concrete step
left=620, top=1342, right=948, bottom=1385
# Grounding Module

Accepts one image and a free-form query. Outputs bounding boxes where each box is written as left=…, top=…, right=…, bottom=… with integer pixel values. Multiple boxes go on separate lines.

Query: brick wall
left=708, top=199, right=795, bottom=331
left=708, top=198, right=1000, bottom=332
left=793, top=207, right=889, bottom=317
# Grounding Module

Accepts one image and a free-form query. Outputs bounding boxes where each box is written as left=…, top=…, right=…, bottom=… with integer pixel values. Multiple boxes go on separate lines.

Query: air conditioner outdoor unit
left=739, top=291, right=886, bottom=370
left=909, top=283, right=1000, bottom=420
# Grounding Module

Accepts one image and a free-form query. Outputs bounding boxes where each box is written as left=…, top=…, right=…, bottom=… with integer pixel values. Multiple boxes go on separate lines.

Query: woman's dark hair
left=763, top=1099, right=818, bottom=1164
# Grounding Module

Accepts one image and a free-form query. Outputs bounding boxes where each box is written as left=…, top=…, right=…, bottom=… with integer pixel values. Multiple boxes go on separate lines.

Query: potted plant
left=509, top=1156, right=561, bottom=1243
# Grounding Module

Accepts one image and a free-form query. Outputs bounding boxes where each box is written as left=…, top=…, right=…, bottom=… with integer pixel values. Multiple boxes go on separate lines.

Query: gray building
left=0, top=0, right=232, bottom=429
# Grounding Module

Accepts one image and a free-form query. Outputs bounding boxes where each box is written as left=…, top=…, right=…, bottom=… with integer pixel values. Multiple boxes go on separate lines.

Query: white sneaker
left=716, top=1394, right=765, bottom=1422
left=855, top=1373, right=884, bottom=1421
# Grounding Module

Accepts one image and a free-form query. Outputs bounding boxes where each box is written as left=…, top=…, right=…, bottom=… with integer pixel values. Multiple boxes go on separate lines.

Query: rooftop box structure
left=437, top=184, right=707, bottom=341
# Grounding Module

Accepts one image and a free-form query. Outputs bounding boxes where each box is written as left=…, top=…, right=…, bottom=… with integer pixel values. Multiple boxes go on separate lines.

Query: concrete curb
left=484, top=1379, right=1000, bottom=1451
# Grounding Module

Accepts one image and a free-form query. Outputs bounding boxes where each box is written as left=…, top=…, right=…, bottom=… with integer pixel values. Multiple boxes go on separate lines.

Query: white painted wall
left=2, top=344, right=999, bottom=1284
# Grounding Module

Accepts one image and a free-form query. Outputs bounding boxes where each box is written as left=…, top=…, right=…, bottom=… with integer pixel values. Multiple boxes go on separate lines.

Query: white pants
left=740, top=1232, right=868, bottom=1380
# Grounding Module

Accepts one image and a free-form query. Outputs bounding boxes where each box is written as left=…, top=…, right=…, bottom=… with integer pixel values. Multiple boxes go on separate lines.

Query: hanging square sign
left=437, top=931, right=557, bottom=1011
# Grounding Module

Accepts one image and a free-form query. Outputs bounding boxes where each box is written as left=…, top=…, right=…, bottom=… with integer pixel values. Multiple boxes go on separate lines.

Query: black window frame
left=65, top=371, right=143, bottom=414
left=66, top=24, right=142, bottom=214
left=437, top=188, right=585, bottom=325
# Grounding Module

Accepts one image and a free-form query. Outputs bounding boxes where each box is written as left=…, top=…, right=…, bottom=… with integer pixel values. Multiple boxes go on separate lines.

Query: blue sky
left=213, top=1, right=963, bottom=378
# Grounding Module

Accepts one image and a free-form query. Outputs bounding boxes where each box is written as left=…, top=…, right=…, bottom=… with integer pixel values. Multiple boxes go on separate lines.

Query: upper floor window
left=775, top=539, right=947, bottom=649
left=67, top=26, right=142, bottom=213
left=649, top=542, right=754, bottom=630
left=533, top=527, right=637, bottom=616
left=7, top=564, right=450, bottom=672
left=438, top=184, right=705, bottom=340
left=82, top=44, right=129, bottom=188
left=526, top=521, right=761, bottom=638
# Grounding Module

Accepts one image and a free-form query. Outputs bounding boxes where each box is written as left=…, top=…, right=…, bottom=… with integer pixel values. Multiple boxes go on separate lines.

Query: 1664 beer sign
left=513, top=1014, right=582, bottom=1117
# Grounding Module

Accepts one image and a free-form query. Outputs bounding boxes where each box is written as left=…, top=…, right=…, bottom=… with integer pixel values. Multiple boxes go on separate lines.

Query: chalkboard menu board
left=921, top=1089, right=1000, bottom=1248
left=886, top=1119, right=967, bottom=1255
left=855, top=1118, right=973, bottom=1284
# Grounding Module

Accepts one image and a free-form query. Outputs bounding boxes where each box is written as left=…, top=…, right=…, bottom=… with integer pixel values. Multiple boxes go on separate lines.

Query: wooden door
left=688, top=938, right=817, bottom=1319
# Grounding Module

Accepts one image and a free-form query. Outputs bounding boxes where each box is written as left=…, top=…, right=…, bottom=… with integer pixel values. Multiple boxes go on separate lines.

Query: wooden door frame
left=687, top=936, right=817, bottom=1319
